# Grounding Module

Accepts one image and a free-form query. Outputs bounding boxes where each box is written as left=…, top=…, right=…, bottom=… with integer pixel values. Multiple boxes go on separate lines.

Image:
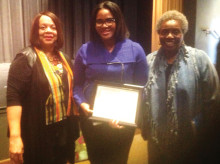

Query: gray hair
left=156, top=10, right=188, bottom=34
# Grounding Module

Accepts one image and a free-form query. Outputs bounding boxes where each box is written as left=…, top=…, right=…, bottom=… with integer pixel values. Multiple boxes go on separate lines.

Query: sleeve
left=73, top=48, right=88, bottom=106
left=132, top=43, right=149, bottom=139
left=138, top=91, right=149, bottom=140
left=133, top=43, right=149, bottom=85
left=197, top=50, right=219, bottom=104
left=7, top=53, right=32, bottom=106
left=196, top=50, right=219, bottom=132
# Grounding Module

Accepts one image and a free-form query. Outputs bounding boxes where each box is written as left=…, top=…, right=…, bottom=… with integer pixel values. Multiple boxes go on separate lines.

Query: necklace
left=47, top=55, right=61, bottom=66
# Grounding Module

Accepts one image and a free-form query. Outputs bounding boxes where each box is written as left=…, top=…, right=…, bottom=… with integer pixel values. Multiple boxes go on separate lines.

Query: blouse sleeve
left=73, top=48, right=88, bottom=106
left=7, top=53, right=32, bottom=106
left=133, top=43, right=149, bottom=85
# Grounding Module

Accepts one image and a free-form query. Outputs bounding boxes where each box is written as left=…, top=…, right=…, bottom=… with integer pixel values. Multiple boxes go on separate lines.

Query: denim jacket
left=142, top=45, right=219, bottom=149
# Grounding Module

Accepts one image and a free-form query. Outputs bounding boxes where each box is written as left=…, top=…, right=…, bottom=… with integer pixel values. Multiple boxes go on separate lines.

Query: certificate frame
left=90, top=81, right=144, bottom=127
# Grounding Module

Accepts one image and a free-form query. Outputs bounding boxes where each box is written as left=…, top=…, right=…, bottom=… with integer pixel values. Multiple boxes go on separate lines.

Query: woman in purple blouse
left=73, top=1, right=148, bottom=163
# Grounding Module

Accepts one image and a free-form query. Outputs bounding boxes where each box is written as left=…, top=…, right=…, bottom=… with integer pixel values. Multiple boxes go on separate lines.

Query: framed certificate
left=90, top=81, right=144, bottom=127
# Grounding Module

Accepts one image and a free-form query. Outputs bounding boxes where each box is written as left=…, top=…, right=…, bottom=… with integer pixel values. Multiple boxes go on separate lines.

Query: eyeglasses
left=96, top=18, right=116, bottom=27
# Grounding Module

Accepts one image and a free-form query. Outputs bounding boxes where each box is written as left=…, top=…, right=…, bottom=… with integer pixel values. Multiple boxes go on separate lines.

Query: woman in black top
left=7, top=11, right=79, bottom=164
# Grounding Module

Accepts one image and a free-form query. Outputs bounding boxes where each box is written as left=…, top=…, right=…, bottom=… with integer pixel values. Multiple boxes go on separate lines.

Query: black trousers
left=80, top=117, right=135, bottom=164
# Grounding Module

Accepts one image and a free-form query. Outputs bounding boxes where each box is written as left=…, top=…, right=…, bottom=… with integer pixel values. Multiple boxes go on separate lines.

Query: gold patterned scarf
left=35, top=47, right=78, bottom=125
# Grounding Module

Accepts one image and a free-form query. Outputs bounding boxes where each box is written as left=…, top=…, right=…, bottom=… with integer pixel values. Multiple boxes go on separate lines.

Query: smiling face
left=159, top=19, right=184, bottom=54
left=95, top=8, right=116, bottom=43
left=38, top=15, right=57, bottom=49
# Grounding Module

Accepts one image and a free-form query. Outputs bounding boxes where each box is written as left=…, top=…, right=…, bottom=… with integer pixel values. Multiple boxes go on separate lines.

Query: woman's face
left=95, top=8, right=116, bottom=42
left=159, top=19, right=183, bottom=54
left=38, top=15, right=57, bottom=49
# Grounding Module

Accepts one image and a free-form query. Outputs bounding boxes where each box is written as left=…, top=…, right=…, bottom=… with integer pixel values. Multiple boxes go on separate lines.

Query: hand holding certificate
left=90, top=81, right=143, bottom=127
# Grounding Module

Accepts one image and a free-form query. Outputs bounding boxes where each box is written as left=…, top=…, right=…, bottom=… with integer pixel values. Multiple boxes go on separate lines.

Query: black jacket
left=7, top=46, right=79, bottom=163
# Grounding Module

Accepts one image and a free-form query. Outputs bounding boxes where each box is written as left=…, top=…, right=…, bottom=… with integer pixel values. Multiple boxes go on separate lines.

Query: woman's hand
left=7, top=106, right=23, bottom=163
left=108, top=120, right=124, bottom=129
left=80, top=102, right=93, bottom=116
left=9, top=136, right=24, bottom=164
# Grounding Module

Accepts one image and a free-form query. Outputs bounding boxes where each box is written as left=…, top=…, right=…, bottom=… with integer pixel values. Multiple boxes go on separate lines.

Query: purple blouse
left=73, top=39, right=148, bottom=106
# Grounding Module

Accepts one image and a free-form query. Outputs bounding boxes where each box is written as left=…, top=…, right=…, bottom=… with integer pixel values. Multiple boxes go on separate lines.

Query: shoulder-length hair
left=30, top=11, right=64, bottom=50
left=90, top=1, right=130, bottom=43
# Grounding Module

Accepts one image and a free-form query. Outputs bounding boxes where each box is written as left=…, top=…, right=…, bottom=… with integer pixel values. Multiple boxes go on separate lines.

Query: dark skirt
left=23, top=116, right=79, bottom=164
